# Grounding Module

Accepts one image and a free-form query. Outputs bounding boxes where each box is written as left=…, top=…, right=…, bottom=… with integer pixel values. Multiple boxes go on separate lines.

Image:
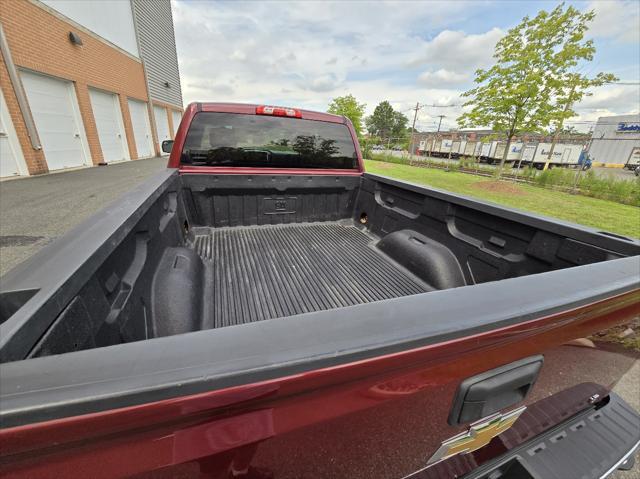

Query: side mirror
left=162, top=140, right=174, bottom=153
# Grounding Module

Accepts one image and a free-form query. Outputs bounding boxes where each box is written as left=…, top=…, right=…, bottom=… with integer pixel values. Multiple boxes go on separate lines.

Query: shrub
left=368, top=152, right=412, bottom=165
left=367, top=155, right=640, bottom=207
left=518, top=167, right=639, bottom=206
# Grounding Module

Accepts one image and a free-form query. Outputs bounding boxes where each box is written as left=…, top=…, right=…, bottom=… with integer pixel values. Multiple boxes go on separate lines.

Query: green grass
left=365, top=160, right=640, bottom=239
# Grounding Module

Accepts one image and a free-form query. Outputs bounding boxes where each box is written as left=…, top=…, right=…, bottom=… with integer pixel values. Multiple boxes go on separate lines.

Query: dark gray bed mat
left=192, top=222, right=429, bottom=327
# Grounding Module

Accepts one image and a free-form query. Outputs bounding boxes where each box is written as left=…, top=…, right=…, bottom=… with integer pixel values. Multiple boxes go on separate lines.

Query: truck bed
left=192, top=222, right=428, bottom=327
left=1, top=171, right=638, bottom=363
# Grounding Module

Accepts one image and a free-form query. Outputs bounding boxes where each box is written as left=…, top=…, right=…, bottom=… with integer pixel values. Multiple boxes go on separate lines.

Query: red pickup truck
left=1, top=103, right=639, bottom=479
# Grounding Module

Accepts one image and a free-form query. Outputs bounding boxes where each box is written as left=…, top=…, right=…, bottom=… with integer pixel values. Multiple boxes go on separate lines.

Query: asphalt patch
left=0, top=235, right=45, bottom=247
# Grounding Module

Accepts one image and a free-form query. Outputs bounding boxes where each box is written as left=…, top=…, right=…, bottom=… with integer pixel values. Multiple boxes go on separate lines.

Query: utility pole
left=428, top=115, right=445, bottom=158
left=409, top=102, right=420, bottom=157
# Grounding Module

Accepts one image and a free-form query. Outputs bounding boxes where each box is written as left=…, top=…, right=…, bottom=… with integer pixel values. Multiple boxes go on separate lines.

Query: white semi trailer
left=529, top=143, right=584, bottom=169
left=491, top=142, right=524, bottom=164
left=450, top=140, right=461, bottom=157
left=479, top=142, right=492, bottom=160
left=430, top=139, right=453, bottom=158
left=462, top=141, right=478, bottom=157
left=517, top=144, right=538, bottom=167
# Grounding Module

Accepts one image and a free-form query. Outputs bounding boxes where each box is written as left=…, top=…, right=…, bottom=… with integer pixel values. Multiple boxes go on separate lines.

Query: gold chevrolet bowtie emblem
left=427, top=406, right=526, bottom=465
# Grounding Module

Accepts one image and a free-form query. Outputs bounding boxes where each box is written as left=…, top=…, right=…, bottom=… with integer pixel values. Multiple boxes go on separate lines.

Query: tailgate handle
left=448, top=355, right=543, bottom=425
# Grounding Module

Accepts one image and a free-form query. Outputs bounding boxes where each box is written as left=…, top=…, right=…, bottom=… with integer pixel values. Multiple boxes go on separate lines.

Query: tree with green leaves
left=327, top=94, right=366, bottom=137
left=457, top=3, right=617, bottom=171
left=392, top=111, right=409, bottom=139
left=365, top=101, right=409, bottom=144
left=366, top=101, right=395, bottom=139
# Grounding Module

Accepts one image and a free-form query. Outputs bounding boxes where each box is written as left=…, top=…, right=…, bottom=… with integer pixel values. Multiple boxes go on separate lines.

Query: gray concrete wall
left=132, top=0, right=183, bottom=108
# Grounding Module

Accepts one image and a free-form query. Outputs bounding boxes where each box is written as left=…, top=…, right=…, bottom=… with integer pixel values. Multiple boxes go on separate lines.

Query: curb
left=594, top=163, right=625, bottom=168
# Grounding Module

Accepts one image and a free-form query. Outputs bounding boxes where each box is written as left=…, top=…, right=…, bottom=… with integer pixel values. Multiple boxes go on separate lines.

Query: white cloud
left=171, top=0, right=638, bottom=132
left=587, top=0, right=640, bottom=43
left=577, top=85, right=640, bottom=112
left=305, top=74, right=343, bottom=93
left=409, top=28, right=504, bottom=72
left=229, top=50, right=247, bottom=62
left=172, top=0, right=475, bottom=115
left=418, top=69, right=469, bottom=86
left=566, top=84, right=640, bottom=132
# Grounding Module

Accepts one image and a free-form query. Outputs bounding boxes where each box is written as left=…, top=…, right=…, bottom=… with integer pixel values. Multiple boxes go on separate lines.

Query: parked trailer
left=432, top=139, right=452, bottom=158
left=517, top=144, right=538, bottom=167
left=418, top=138, right=437, bottom=157
left=457, top=140, right=467, bottom=158
left=431, top=139, right=441, bottom=156
left=480, top=141, right=497, bottom=162
left=450, top=140, right=461, bottom=158
left=463, top=140, right=478, bottom=157
left=479, top=142, right=492, bottom=161
left=489, top=141, right=500, bottom=162
left=508, top=142, right=524, bottom=162
left=441, top=139, right=453, bottom=156
left=491, top=142, right=524, bottom=164
left=493, top=142, right=507, bottom=162
left=624, top=146, right=640, bottom=170
left=424, top=138, right=435, bottom=156
left=474, top=141, right=482, bottom=158
left=531, top=143, right=584, bottom=169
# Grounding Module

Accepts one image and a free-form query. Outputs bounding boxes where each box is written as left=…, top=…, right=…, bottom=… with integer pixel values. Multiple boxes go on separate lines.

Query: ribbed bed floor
left=193, top=222, right=428, bottom=328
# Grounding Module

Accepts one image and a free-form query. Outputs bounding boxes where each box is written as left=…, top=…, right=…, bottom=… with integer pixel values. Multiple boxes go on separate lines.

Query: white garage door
left=153, top=105, right=170, bottom=155
left=20, top=70, right=89, bottom=171
left=89, top=88, right=129, bottom=163
left=172, top=110, right=182, bottom=137
left=0, top=90, right=28, bottom=178
left=128, top=99, right=153, bottom=158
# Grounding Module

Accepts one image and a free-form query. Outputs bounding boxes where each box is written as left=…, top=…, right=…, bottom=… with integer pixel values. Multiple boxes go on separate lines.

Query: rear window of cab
left=180, top=112, right=358, bottom=169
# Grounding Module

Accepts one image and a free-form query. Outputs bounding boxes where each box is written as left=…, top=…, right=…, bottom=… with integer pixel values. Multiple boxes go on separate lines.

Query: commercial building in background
left=0, top=0, right=183, bottom=178
left=587, top=114, right=640, bottom=168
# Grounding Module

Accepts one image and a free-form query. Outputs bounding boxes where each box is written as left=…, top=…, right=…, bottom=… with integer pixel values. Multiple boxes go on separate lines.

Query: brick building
left=0, top=0, right=183, bottom=178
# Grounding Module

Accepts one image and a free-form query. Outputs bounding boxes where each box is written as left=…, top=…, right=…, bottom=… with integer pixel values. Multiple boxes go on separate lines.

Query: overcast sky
left=172, top=0, right=640, bottom=132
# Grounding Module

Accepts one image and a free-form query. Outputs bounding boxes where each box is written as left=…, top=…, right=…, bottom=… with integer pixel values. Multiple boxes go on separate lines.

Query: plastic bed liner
left=192, top=222, right=429, bottom=328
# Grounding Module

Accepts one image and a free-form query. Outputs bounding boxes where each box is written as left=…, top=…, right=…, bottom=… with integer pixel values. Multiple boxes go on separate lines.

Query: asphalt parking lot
left=0, top=156, right=638, bottom=477
left=0, top=157, right=167, bottom=276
